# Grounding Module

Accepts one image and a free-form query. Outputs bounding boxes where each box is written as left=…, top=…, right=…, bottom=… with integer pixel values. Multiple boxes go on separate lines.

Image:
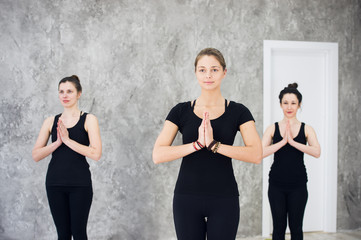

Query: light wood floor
left=237, top=231, right=361, bottom=240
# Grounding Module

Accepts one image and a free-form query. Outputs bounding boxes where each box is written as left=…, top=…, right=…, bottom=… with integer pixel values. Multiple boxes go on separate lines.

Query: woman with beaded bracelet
left=152, top=48, right=262, bottom=240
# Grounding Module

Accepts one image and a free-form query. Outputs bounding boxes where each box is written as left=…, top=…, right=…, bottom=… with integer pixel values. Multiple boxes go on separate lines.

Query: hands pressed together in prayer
left=281, top=120, right=296, bottom=147
left=197, top=112, right=214, bottom=148
left=55, top=119, right=70, bottom=147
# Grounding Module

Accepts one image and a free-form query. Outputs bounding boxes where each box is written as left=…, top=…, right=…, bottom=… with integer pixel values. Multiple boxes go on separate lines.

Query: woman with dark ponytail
left=32, top=75, right=102, bottom=240
left=262, top=83, right=321, bottom=240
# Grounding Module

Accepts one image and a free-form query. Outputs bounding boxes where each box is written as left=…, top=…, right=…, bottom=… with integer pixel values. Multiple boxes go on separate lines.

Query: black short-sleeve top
left=166, top=100, right=255, bottom=196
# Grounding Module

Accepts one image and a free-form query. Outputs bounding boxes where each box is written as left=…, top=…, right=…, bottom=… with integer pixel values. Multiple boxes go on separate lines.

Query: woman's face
left=58, top=81, right=81, bottom=108
left=195, top=55, right=226, bottom=90
left=280, top=93, right=300, bottom=118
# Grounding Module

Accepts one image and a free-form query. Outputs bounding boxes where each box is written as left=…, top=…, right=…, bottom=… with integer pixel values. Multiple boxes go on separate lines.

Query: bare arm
left=32, top=117, right=62, bottom=162
left=288, top=124, right=321, bottom=158
left=262, top=124, right=287, bottom=158
left=58, top=114, right=102, bottom=161
left=215, top=121, right=263, bottom=164
left=152, top=120, right=197, bottom=164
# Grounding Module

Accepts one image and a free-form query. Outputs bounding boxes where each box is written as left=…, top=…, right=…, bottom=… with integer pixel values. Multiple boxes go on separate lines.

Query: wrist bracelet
left=193, top=142, right=200, bottom=151
left=207, top=140, right=217, bottom=151
left=196, top=141, right=204, bottom=149
left=212, top=141, right=221, bottom=153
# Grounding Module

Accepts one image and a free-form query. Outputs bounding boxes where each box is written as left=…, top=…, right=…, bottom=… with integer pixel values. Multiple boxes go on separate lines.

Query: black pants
left=46, top=186, right=93, bottom=240
left=173, top=194, right=239, bottom=240
left=268, top=184, right=308, bottom=240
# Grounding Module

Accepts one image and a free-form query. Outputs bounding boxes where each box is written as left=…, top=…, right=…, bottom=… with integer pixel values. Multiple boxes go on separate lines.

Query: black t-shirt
left=269, top=122, right=307, bottom=187
left=46, top=112, right=92, bottom=186
left=166, top=100, right=254, bottom=196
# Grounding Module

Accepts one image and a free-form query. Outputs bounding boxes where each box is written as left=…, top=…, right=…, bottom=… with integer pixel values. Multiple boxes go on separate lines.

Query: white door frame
left=262, top=40, right=338, bottom=237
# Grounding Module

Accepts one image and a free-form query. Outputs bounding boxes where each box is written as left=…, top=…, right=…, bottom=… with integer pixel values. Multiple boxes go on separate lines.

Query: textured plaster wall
left=337, top=1, right=361, bottom=230
left=0, top=0, right=360, bottom=239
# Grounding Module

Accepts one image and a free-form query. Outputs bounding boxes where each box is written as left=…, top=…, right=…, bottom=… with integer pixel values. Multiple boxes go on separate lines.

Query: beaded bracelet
left=212, top=141, right=221, bottom=153
left=207, top=140, right=217, bottom=151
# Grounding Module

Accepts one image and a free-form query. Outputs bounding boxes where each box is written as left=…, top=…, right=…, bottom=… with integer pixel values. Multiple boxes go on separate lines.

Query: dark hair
left=194, top=48, right=226, bottom=71
left=279, top=83, right=302, bottom=104
left=58, top=75, right=82, bottom=93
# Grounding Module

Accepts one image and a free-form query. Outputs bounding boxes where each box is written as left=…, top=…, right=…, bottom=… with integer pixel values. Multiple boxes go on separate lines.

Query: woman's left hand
left=204, top=112, right=214, bottom=147
left=57, top=119, right=70, bottom=144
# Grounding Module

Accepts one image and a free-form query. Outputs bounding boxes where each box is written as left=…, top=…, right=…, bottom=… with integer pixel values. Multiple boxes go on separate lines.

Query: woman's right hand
left=204, top=112, right=214, bottom=147
left=197, top=114, right=206, bottom=147
left=32, top=116, right=62, bottom=162
left=55, top=126, right=63, bottom=147
left=280, top=121, right=289, bottom=146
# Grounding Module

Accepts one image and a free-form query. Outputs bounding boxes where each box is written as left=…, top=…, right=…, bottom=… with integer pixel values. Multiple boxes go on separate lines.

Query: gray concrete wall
left=0, top=0, right=360, bottom=239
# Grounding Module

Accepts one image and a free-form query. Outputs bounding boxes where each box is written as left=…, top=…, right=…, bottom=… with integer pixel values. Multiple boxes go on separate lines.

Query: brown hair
left=279, top=82, right=302, bottom=104
left=194, top=48, right=226, bottom=71
left=58, top=75, right=82, bottom=93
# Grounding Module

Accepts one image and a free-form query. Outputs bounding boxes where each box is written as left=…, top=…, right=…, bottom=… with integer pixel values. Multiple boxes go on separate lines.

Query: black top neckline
left=191, top=99, right=229, bottom=121
left=276, top=121, right=304, bottom=140
left=58, top=111, right=84, bottom=130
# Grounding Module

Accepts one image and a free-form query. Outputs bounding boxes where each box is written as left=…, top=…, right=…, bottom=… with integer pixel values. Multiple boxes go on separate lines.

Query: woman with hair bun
left=32, top=75, right=102, bottom=240
left=153, top=48, right=262, bottom=239
left=262, top=83, right=321, bottom=240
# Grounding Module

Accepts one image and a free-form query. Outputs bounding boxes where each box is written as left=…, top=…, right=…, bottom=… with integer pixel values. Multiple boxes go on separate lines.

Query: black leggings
left=173, top=194, right=239, bottom=240
left=46, top=186, right=93, bottom=240
left=268, top=184, right=308, bottom=240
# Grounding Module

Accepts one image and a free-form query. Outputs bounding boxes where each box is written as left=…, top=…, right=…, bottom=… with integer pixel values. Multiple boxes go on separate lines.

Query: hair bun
left=288, top=82, right=298, bottom=89
left=71, top=75, right=80, bottom=82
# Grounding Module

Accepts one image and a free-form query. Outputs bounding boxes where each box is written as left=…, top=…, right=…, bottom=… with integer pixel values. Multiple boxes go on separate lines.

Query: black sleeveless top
left=46, top=112, right=91, bottom=187
left=166, top=100, right=255, bottom=196
left=269, top=122, right=307, bottom=187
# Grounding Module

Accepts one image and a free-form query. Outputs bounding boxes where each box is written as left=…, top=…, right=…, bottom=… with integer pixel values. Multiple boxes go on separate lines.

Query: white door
left=262, top=40, right=338, bottom=237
